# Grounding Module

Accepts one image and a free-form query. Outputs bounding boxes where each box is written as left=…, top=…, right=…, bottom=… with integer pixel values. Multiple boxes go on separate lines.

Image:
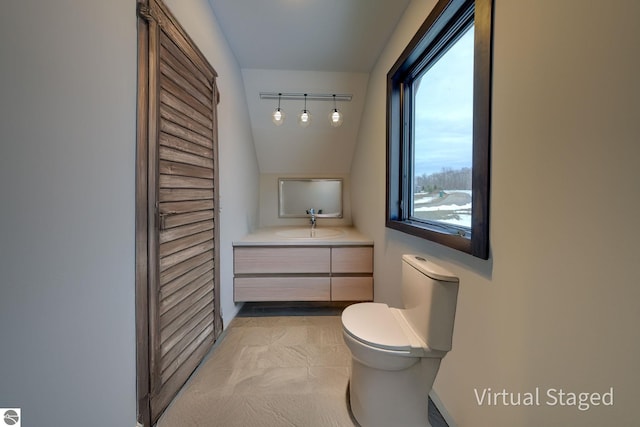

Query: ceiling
left=208, top=0, right=411, bottom=72
left=207, top=0, right=412, bottom=174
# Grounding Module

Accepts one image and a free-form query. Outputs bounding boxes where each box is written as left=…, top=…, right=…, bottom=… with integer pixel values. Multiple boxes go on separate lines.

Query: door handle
left=159, top=212, right=167, bottom=231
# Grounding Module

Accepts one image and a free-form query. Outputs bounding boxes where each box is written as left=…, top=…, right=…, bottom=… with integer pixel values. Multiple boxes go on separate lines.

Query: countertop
left=233, top=226, right=374, bottom=246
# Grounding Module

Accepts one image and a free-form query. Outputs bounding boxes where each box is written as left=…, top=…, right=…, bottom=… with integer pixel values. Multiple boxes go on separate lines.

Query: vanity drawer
left=234, top=247, right=330, bottom=274
left=331, top=247, right=373, bottom=273
left=331, top=277, right=373, bottom=301
left=234, top=277, right=331, bottom=302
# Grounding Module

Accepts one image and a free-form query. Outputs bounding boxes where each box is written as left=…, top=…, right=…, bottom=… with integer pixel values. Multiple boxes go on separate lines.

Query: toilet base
left=348, top=357, right=441, bottom=427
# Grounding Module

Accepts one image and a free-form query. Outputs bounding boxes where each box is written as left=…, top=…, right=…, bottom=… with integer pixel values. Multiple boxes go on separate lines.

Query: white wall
left=164, top=0, right=260, bottom=324
left=351, top=0, right=640, bottom=426
left=0, top=1, right=259, bottom=426
left=0, top=1, right=137, bottom=426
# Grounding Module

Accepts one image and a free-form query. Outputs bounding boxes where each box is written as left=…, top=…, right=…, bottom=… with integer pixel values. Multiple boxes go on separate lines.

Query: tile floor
left=156, top=304, right=448, bottom=426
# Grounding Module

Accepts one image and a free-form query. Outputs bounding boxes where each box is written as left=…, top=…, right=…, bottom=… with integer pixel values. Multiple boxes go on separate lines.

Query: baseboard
left=430, top=390, right=458, bottom=427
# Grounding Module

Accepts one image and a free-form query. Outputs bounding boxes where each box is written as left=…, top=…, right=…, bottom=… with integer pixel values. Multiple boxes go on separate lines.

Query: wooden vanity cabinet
left=234, top=277, right=331, bottom=301
left=234, top=247, right=330, bottom=274
left=330, top=246, right=373, bottom=301
left=331, top=247, right=373, bottom=273
left=233, top=245, right=373, bottom=302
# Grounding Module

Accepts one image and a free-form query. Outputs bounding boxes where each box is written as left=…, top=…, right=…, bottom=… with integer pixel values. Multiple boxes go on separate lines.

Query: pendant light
left=272, top=93, right=285, bottom=126
left=328, top=94, right=343, bottom=127
left=298, top=94, right=312, bottom=127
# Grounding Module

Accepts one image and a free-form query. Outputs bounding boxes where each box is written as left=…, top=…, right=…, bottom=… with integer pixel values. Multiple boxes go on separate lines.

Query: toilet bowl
left=341, top=255, right=459, bottom=427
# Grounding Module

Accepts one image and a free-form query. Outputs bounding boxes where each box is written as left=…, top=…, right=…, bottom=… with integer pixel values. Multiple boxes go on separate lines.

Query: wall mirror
left=278, top=178, right=343, bottom=218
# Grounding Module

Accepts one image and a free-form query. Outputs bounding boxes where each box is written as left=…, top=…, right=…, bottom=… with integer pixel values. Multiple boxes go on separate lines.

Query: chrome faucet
left=306, top=208, right=317, bottom=229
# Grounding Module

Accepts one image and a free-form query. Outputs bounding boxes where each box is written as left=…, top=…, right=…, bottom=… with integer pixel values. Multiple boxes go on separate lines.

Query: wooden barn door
left=136, top=1, right=222, bottom=424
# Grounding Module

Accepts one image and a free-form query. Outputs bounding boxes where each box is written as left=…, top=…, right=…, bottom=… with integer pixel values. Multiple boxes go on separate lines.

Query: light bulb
left=272, top=108, right=285, bottom=126
left=329, top=94, right=343, bottom=127
left=298, top=109, right=312, bottom=127
left=329, top=109, right=343, bottom=127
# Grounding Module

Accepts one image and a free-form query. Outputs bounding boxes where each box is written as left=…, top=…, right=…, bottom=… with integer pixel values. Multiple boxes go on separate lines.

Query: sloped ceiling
left=208, top=0, right=411, bottom=174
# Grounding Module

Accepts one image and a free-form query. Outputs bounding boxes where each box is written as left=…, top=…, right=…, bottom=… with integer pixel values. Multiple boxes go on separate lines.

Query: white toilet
left=341, top=254, right=459, bottom=427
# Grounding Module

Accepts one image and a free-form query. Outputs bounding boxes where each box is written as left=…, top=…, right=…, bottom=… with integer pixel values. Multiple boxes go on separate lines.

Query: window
left=386, top=0, right=493, bottom=259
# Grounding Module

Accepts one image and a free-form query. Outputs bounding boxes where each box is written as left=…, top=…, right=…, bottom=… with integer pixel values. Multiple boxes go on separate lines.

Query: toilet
left=341, top=254, right=459, bottom=427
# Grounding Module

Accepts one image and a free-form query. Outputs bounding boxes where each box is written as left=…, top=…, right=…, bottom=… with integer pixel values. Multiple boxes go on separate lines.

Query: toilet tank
left=401, top=255, right=459, bottom=352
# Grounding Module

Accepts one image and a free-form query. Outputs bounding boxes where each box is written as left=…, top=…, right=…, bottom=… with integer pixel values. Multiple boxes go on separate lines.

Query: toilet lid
left=342, top=303, right=411, bottom=351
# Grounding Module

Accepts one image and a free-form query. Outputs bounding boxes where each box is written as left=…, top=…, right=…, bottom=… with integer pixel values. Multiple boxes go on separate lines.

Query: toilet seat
left=342, top=303, right=429, bottom=356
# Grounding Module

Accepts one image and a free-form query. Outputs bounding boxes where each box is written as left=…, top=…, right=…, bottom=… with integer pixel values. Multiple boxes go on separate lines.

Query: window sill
left=386, top=219, right=472, bottom=255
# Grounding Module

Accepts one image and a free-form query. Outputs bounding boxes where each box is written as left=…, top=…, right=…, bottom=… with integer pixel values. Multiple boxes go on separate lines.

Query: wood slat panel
left=160, top=259, right=214, bottom=300
left=160, top=291, right=213, bottom=350
left=160, top=276, right=213, bottom=331
left=160, top=175, right=212, bottom=190
left=160, top=269, right=214, bottom=324
left=160, top=145, right=213, bottom=169
left=160, top=103, right=212, bottom=139
left=150, top=330, right=212, bottom=422
left=160, top=201, right=213, bottom=215
left=152, top=0, right=217, bottom=81
left=160, top=49, right=213, bottom=113
left=160, top=322, right=213, bottom=385
left=161, top=304, right=212, bottom=360
left=159, top=75, right=212, bottom=124
left=160, top=42, right=212, bottom=104
left=160, top=220, right=214, bottom=244
left=160, top=160, right=213, bottom=180
left=160, top=240, right=214, bottom=272
left=161, top=116, right=213, bottom=148
left=160, top=85, right=212, bottom=129
left=161, top=46, right=213, bottom=110
left=160, top=60, right=212, bottom=113
left=164, top=211, right=216, bottom=229
left=160, top=250, right=213, bottom=285
left=160, top=230, right=213, bottom=258
left=159, top=188, right=213, bottom=202
left=160, top=132, right=212, bottom=159
left=160, top=31, right=212, bottom=92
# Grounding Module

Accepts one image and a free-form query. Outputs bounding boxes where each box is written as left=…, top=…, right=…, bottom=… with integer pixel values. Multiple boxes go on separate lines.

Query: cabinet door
left=234, top=247, right=330, bottom=274
left=235, top=277, right=331, bottom=301
left=332, top=277, right=373, bottom=301
left=331, top=247, right=373, bottom=273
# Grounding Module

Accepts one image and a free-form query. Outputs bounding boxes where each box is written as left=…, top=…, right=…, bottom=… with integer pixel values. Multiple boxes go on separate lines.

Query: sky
left=413, top=24, right=474, bottom=177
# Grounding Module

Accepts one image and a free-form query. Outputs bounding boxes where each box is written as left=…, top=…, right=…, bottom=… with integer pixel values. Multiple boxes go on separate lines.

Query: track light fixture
left=272, top=93, right=285, bottom=126
left=259, top=92, right=352, bottom=128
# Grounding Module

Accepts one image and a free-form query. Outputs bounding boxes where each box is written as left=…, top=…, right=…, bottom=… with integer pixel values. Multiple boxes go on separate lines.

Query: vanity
left=233, top=227, right=373, bottom=302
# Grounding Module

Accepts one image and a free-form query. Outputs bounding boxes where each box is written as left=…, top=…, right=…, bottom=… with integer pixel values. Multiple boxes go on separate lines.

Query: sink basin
left=276, top=228, right=345, bottom=239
